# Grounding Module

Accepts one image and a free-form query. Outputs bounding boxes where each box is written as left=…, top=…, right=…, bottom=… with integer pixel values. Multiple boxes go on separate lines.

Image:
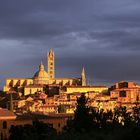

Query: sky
left=0, top=0, right=140, bottom=88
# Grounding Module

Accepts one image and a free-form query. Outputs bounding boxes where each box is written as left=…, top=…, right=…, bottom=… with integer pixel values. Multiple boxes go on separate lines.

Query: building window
left=50, top=57, right=53, bottom=60
left=58, top=123, right=61, bottom=127
left=30, top=89, right=32, bottom=94
left=50, top=62, right=53, bottom=66
left=50, top=71, right=53, bottom=74
left=3, top=121, right=7, bottom=129
left=119, top=91, right=126, bottom=97
left=119, top=82, right=128, bottom=89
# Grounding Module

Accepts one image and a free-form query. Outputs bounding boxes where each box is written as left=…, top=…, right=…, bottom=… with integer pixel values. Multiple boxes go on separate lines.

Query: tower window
left=50, top=57, right=53, bottom=60
left=58, top=123, right=61, bottom=127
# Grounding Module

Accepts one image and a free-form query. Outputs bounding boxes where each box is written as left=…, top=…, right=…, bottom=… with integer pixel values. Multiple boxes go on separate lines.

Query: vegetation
left=9, top=120, right=57, bottom=140
left=61, top=93, right=140, bottom=140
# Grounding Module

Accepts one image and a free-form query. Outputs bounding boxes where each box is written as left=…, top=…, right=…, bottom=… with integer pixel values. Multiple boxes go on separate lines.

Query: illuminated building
left=110, top=81, right=140, bottom=109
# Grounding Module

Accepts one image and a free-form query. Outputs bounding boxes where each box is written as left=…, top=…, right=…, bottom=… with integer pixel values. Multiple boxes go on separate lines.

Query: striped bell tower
left=48, top=49, right=55, bottom=79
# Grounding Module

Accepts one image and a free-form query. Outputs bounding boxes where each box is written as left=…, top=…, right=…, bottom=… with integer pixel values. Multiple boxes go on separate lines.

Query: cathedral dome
left=33, top=62, right=49, bottom=85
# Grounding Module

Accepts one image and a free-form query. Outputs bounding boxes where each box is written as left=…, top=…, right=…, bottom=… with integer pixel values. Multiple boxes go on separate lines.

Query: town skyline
left=1, top=0, right=140, bottom=88
left=1, top=1, right=140, bottom=140
left=0, top=48, right=140, bottom=90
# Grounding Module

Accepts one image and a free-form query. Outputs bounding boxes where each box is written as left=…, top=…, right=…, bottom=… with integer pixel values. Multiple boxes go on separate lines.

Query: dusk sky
left=0, top=0, right=140, bottom=88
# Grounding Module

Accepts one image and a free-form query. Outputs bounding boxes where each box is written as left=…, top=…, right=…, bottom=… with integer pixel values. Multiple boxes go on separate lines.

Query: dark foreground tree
left=9, top=120, right=57, bottom=140
left=66, top=93, right=93, bottom=133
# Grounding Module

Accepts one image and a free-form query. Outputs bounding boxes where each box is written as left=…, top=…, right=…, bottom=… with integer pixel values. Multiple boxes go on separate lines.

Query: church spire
left=41, top=60, right=43, bottom=65
left=81, top=66, right=86, bottom=86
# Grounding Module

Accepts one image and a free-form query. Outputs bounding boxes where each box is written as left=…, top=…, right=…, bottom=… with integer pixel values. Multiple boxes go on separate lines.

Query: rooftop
left=65, top=86, right=108, bottom=88
left=0, top=108, right=16, bottom=120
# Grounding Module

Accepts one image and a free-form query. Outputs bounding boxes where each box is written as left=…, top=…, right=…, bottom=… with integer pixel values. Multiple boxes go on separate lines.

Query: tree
left=9, top=120, right=57, bottom=140
left=110, top=106, right=133, bottom=129
left=73, top=93, right=93, bottom=132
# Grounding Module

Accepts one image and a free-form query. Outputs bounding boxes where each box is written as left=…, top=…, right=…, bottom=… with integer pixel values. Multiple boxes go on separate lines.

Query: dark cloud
left=1, top=0, right=140, bottom=88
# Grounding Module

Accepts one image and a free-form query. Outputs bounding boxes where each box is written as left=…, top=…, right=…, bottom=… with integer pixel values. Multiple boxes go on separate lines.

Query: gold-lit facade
left=63, top=86, right=108, bottom=94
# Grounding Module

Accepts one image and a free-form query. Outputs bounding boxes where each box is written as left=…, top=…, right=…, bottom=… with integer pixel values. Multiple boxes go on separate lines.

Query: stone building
left=110, top=81, right=140, bottom=109
left=61, top=86, right=108, bottom=94
left=0, top=108, right=16, bottom=140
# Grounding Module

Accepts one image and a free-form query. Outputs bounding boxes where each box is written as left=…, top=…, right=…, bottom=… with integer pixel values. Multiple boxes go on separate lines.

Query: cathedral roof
left=33, top=62, right=49, bottom=79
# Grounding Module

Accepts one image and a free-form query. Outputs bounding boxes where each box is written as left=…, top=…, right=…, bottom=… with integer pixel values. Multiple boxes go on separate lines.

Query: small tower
left=81, top=67, right=86, bottom=86
left=48, top=49, right=55, bottom=78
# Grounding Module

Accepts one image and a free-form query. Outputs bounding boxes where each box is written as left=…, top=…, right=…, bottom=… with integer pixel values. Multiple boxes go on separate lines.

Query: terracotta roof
left=40, top=105, right=56, bottom=108
left=65, top=86, right=108, bottom=88
left=0, top=108, right=16, bottom=120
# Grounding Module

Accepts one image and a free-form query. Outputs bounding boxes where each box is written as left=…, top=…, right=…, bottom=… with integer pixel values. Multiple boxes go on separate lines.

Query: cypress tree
left=73, top=93, right=93, bottom=132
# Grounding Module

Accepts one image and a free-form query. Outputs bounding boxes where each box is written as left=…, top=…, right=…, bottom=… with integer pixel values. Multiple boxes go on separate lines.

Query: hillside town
left=1, top=81, right=140, bottom=115
left=1, top=50, right=140, bottom=115
left=1, top=50, right=140, bottom=140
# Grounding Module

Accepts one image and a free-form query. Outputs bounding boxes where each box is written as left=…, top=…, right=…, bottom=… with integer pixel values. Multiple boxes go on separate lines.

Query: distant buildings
left=2, top=49, right=108, bottom=117
left=90, top=81, right=140, bottom=111
left=110, top=81, right=140, bottom=110
left=3, top=49, right=140, bottom=113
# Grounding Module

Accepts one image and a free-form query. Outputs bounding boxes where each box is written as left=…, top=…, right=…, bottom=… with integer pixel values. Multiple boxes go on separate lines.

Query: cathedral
left=3, top=49, right=86, bottom=95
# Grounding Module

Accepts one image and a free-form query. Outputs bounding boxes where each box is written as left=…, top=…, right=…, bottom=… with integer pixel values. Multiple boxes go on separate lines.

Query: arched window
left=3, top=121, right=7, bottom=129
left=30, top=89, right=32, bottom=94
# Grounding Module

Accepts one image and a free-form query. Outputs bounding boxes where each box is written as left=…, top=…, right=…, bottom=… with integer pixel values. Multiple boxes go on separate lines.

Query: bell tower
left=48, top=49, right=55, bottom=79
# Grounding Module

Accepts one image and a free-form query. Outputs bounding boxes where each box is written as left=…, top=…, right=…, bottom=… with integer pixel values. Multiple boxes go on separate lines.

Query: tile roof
left=0, top=108, right=16, bottom=120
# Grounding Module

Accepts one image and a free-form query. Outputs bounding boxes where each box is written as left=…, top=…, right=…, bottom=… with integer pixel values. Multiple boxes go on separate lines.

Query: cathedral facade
left=3, top=49, right=85, bottom=95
